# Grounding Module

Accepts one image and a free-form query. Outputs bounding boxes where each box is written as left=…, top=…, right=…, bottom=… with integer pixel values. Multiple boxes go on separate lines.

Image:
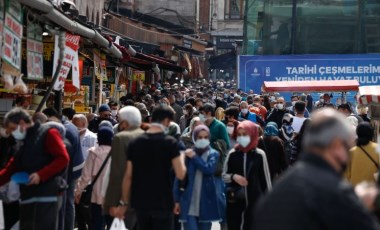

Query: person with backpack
left=74, top=126, right=114, bottom=230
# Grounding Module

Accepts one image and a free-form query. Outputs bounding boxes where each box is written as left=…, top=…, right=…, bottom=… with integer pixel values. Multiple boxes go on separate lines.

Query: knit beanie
left=98, top=126, right=114, bottom=146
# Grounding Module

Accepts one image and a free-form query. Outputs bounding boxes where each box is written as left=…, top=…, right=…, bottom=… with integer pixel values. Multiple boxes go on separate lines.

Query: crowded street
left=1, top=0, right=380, bottom=230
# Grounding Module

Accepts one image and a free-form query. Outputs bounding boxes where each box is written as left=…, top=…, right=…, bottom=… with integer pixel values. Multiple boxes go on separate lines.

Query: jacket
left=63, top=119, right=85, bottom=180
left=346, top=142, right=379, bottom=186
left=76, top=145, right=111, bottom=205
left=257, top=136, right=288, bottom=181
left=173, top=148, right=223, bottom=222
left=254, top=153, right=380, bottom=230
left=223, top=148, right=272, bottom=205
left=103, top=128, right=144, bottom=213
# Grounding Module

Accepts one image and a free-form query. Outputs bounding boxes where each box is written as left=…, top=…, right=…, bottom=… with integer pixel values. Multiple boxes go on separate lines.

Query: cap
left=99, top=104, right=111, bottom=113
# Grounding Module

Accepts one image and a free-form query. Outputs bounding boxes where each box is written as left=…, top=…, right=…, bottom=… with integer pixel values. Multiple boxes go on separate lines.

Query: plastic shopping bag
left=110, top=218, right=128, bottom=230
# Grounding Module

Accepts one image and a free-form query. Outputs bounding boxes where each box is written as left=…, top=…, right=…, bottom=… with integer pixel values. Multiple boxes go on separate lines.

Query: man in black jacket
left=254, top=108, right=380, bottom=230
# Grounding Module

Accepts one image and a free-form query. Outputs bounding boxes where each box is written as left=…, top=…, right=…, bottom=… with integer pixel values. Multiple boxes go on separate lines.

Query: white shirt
left=80, top=129, right=98, bottom=159
left=292, top=117, right=307, bottom=133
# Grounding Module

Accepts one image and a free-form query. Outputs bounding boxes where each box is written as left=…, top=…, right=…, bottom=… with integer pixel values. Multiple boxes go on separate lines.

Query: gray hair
left=4, top=108, right=31, bottom=127
left=118, top=106, right=142, bottom=129
left=303, top=108, right=354, bottom=150
left=72, top=114, right=88, bottom=127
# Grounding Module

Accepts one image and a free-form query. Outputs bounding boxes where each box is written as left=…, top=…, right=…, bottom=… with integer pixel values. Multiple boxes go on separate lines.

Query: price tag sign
left=132, top=71, right=145, bottom=81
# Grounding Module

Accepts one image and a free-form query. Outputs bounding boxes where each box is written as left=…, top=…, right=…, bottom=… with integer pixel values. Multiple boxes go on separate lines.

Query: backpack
left=212, top=139, right=228, bottom=177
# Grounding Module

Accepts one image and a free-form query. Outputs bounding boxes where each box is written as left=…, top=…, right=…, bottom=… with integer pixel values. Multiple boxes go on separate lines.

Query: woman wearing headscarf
left=346, top=122, right=379, bottom=186
left=257, top=122, right=287, bottom=181
left=222, top=121, right=272, bottom=230
left=173, top=125, right=224, bottom=230
left=226, top=119, right=239, bottom=148
left=290, top=119, right=311, bottom=164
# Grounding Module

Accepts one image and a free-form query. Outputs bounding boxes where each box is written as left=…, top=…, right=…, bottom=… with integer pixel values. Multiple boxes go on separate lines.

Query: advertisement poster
left=238, top=54, right=380, bottom=94
left=132, top=71, right=145, bottom=81
left=52, top=32, right=80, bottom=90
left=93, top=48, right=107, bottom=81
left=26, top=22, right=44, bottom=80
left=2, top=0, right=22, bottom=71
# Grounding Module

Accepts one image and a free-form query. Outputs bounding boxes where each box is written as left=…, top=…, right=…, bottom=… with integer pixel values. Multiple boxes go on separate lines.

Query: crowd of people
left=0, top=80, right=379, bottom=230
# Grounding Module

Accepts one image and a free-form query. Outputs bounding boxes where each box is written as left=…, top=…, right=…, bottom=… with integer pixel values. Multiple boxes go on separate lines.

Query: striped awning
left=357, top=86, right=380, bottom=105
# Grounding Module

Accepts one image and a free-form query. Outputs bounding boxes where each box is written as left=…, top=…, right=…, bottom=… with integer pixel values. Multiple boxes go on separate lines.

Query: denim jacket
left=173, top=148, right=223, bottom=223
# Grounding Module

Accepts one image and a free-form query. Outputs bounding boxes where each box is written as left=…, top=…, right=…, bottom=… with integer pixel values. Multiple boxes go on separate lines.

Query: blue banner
left=238, top=54, right=380, bottom=93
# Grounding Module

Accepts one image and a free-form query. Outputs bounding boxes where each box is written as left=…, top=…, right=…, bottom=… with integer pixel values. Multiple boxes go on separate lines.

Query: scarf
left=264, top=122, right=279, bottom=137
left=192, top=125, right=211, bottom=155
left=235, top=120, right=259, bottom=153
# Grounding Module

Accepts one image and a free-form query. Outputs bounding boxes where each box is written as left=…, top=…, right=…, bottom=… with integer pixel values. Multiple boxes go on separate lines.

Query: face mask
left=199, top=114, right=207, bottom=122
left=319, top=99, right=324, bottom=103
left=212, top=96, right=216, bottom=100
left=277, top=104, right=284, bottom=110
left=237, top=136, right=251, bottom=148
left=111, top=110, right=118, bottom=117
left=241, top=109, right=249, bottom=114
left=292, top=101, right=297, bottom=107
left=270, top=96, right=276, bottom=101
left=227, top=126, right=234, bottom=135
left=195, top=139, right=210, bottom=149
left=12, top=125, right=26, bottom=140
left=183, top=110, right=188, bottom=116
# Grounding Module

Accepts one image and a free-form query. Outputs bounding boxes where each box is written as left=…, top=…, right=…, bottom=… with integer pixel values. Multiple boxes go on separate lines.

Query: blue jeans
left=183, top=216, right=212, bottom=230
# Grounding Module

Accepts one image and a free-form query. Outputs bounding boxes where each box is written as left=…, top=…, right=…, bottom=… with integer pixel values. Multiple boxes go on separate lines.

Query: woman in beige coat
left=346, top=122, right=379, bottom=186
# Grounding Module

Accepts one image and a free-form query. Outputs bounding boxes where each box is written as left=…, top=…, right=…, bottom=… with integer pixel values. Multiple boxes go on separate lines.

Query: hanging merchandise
left=93, top=48, right=107, bottom=81
left=0, top=0, right=4, bottom=58
left=52, top=32, right=81, bottom=91
left=2, top=0, right=23, bottom=74
left=26, top=19, right=44, bottom=80
left=132, top=71, right=145, bottom=81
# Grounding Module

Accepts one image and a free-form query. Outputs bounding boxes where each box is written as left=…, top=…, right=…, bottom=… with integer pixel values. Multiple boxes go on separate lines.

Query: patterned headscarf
left=264, top=122, right=279, bottom=137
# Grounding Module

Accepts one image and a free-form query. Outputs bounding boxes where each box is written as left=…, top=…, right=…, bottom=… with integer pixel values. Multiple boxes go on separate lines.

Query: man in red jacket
left=0, top=108, right=69, bottom=230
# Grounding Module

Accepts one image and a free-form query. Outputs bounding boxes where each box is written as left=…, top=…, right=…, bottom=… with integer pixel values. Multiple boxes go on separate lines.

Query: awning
left=262, top=80, right=360, bottom=93
left=357, top=85, right=380, bottom=105
left=208, top=51, right=236, bottom=69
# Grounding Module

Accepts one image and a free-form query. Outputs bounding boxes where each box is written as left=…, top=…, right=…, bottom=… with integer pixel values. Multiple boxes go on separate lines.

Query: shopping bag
left=110, top=218, right=128, bottom=230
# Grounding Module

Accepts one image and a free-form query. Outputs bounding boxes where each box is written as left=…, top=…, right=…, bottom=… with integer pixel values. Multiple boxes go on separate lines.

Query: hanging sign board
left=93, top=49, right=107, bottom=81
left=26, top=22, right=44, bottom=80
left=52, top=32, right=80, bottom=90
left=132, top=71, right=145, bottom=81
left=0, top=0, right=5, bottom=58
left=2, top=0, right=23, bottom=71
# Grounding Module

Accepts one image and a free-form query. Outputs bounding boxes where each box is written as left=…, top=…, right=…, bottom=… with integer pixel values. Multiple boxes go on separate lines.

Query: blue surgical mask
left=237, top=136, right=251, bottom=148
left=12, top=125, right=26, bottom=140
left=195, top=139, right=210, bottom=149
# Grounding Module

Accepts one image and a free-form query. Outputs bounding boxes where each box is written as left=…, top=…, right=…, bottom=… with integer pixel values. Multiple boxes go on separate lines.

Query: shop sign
left=26, top=22, right=43, bottom=80
left=94, top=49, right=107, bottom=81
left=52, top=32, right=81, bottom=90
left=183, top=39, right=192, bottom=49
left=216, top=36, right=242, bottom=49
left=132, top=71, right=145, bottom=81
left=2, top=0, right=23, bottom=71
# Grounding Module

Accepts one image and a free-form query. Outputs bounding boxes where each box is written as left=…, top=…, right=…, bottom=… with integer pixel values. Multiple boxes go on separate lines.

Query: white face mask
left=270, top=96, right=276, bottom=101
left=183, top=110, right=188, bottom=116
left=111, top=110, right=118, bottom=117
left=237, top=136, right=251, bottom=148
left=199, top=114, right=207, bottom=122
left=241, top=109, right=249, bottom=114
left=195, top=139, right=210, bottom=149
left=12, top=125, right=26, bottom=140
left=277, top=104, right=284, bottom=110
left=319, top=99, right=324, bottom=103
left=292, top=101, right=297, bottom=107
left=227, top=126, right=234, bottom=135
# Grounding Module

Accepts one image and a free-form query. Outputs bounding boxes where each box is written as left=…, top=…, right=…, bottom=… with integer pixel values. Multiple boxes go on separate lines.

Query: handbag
left=226, top=160, right=254, bottom=204
left=359, top=146, right=380, bottom=180
left=80, top=153, right=111, bottom=207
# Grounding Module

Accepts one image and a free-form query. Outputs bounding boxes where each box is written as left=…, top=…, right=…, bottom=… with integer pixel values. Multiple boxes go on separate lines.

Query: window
left=225, top=0, right=244, bottom=20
